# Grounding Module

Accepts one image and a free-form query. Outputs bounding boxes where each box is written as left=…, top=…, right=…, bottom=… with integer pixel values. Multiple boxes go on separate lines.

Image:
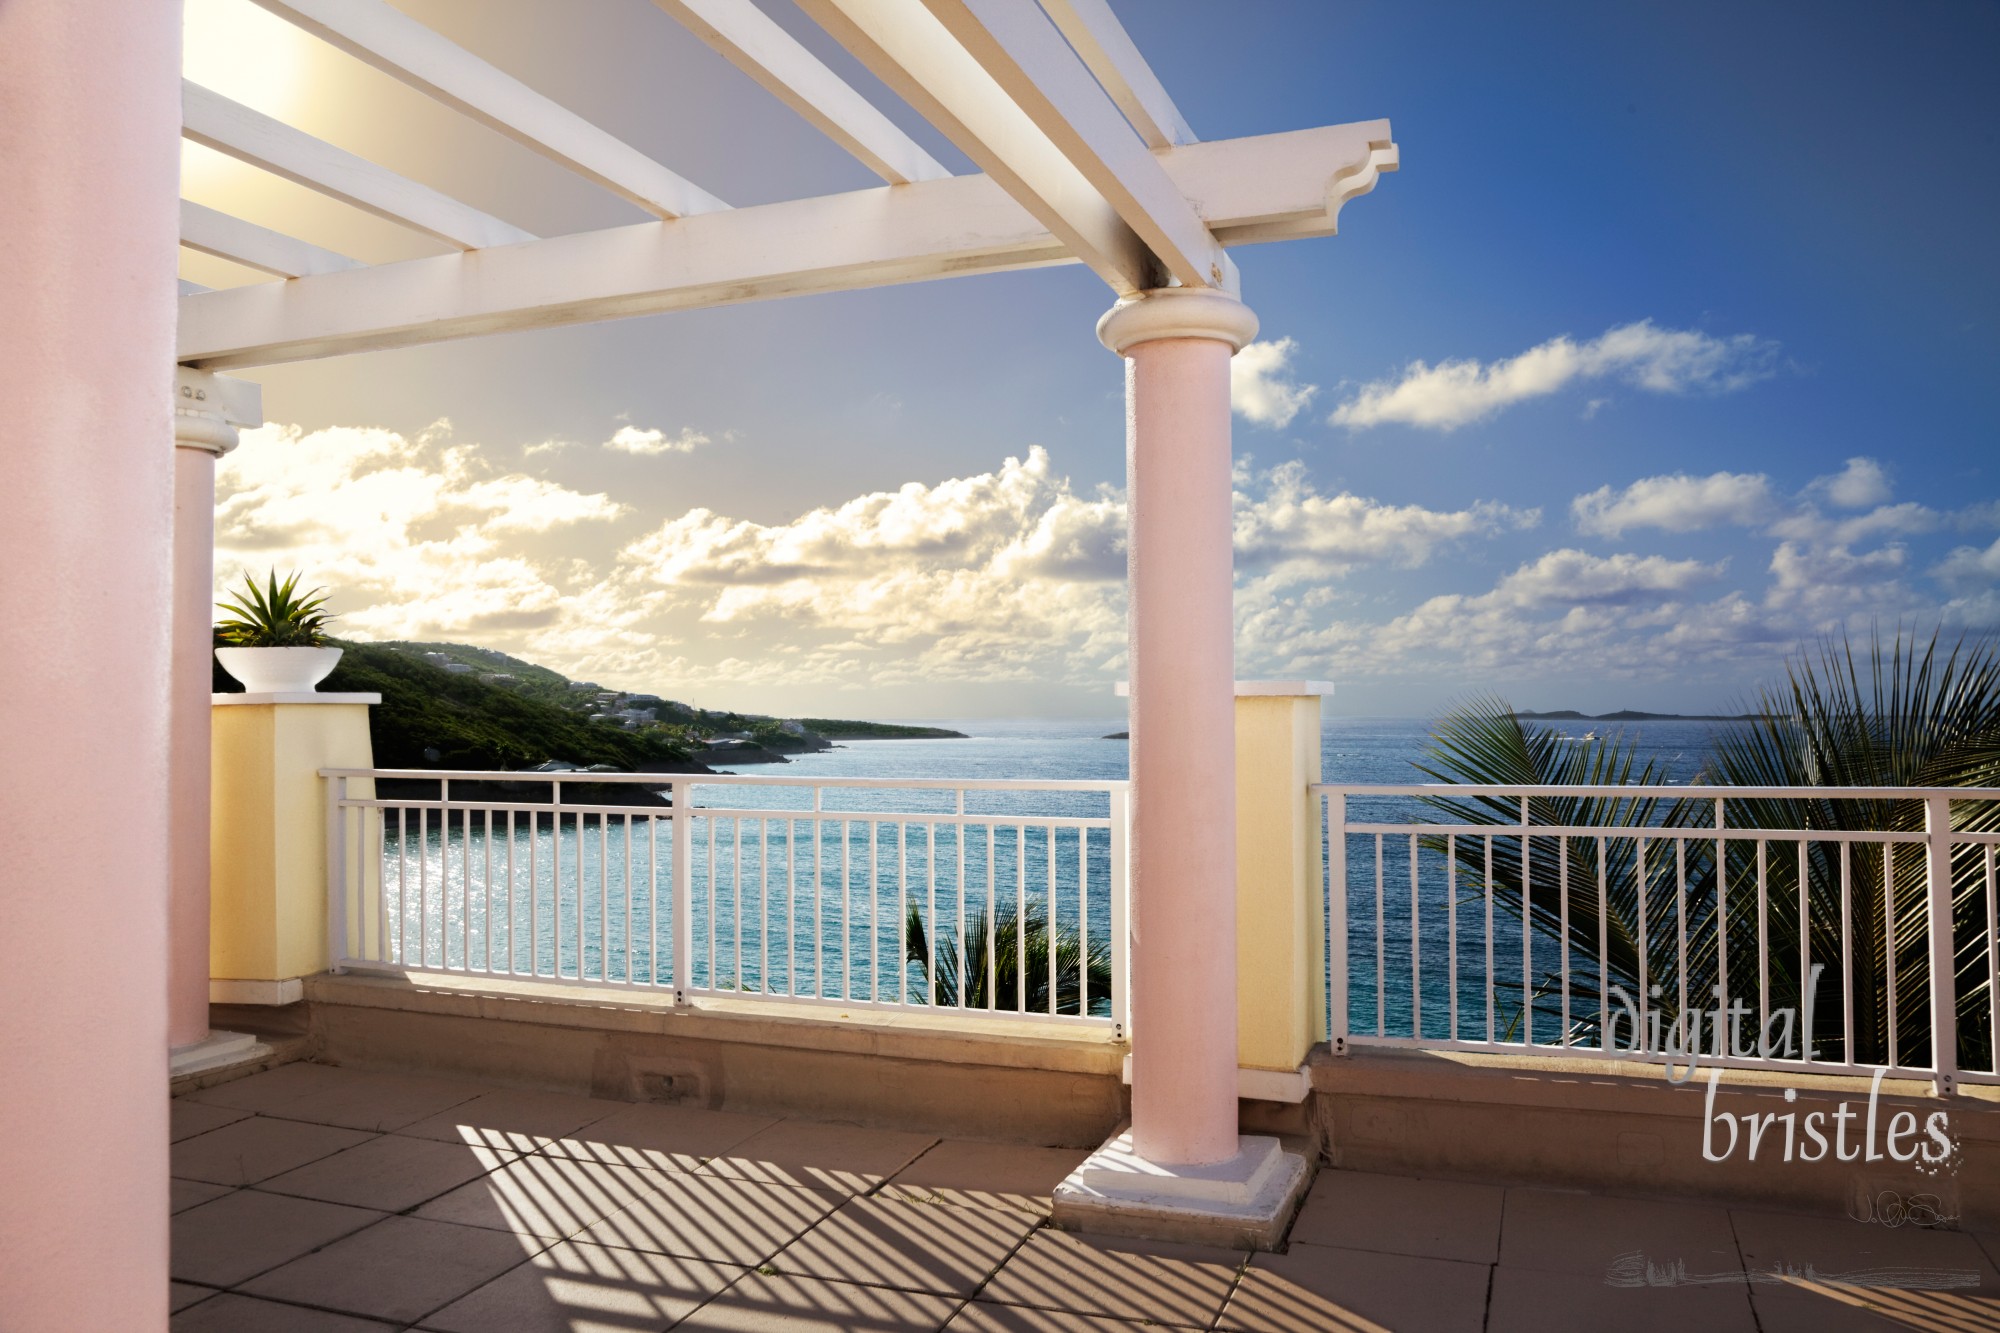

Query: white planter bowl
left=215, top=646, right=343, bottom=694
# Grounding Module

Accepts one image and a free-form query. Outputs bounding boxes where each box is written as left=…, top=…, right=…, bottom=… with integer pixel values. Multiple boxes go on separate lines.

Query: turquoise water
left=374, top=716, right=1744, bottom=1029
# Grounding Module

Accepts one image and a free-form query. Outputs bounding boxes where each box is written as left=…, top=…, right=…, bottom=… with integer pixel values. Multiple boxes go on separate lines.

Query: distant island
left=1514, top=709, right=1772, bottom=723
left=212, top=637, right=964, bottom=774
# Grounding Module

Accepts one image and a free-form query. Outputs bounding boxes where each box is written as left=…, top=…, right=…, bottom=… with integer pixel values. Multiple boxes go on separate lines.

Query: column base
left=168, top=1029, right=268, bottom=1078
left=1051, top=1131, right=1312, bottom=1251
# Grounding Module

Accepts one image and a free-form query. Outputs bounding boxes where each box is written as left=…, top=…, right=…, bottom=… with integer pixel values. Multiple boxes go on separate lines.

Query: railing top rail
left=1311, top=782, right=2000, bottom=800
left=320, top=767, right=1126, bottom=792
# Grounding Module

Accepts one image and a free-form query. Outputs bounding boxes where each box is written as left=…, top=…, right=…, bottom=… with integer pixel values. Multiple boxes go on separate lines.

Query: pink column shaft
left=0, top=1, right=180, bottom=1326
left=170, top=445, right=218, bottom=1049
left=1124, top=335, right=1241, bottom=1167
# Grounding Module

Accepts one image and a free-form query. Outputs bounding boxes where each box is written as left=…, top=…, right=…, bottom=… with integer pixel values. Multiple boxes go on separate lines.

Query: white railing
left=324, top=769, right=1128, bottom=1032
left=1314, top=784, right=2000, bottom=1092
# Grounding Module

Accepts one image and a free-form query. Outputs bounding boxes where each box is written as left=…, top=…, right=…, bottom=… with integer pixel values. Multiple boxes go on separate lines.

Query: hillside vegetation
left=212, top=638, right=962, bottom=770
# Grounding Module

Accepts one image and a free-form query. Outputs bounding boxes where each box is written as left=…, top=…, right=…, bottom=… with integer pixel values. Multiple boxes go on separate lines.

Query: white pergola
left=2, top=2, right=1393, bottom=1321
left=175, top=0, right=1392, bottom=366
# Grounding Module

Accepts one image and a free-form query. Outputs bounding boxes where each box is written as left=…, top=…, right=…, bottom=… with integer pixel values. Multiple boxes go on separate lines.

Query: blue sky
left=187, top=0, right=2000, bottom=719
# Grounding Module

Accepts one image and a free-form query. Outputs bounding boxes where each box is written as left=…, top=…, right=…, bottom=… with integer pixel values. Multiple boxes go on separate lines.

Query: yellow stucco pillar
left=1234, top=682, right=1332, bottom=1100
left=210, top=692, right=377, bottom=1002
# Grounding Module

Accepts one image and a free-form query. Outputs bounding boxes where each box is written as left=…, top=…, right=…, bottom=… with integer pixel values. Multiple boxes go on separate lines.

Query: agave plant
left=904, top=900, right=1113, bottom=1017
left=1414, top=627, right=2000, bottom=1071
left=215, top=569, right=337, bottom=647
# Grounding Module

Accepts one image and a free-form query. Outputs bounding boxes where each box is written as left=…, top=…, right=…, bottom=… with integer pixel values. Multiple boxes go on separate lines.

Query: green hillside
left=213, top=639, right=708, bottom=771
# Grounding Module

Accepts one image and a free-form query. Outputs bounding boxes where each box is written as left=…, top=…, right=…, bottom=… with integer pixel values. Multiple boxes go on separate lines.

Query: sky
left=182, top=0, right=2000, bottom=720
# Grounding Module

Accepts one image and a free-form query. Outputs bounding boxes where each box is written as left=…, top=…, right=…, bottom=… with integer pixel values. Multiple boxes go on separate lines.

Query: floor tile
left=1731, top=1206, right=2000, bottom=1290
left=1751, top=1280, right=2000, bottom=1331
left=182, top=1063, right=357, bottom=1115
left=1487, top=1263, right=1759, bottom=1331
left=241, top=1215, right=543, bottom=1325
left=171, top=1115, right=375, bottom=1186
left=1500, top=1186, right=1741, bottom=1279
left=414, top=1153, right=660, bottom=1241
left=579, top=1171, right=843, bottom=1267
left=394, top=1086, right=623, bottom=1153
left=767, top=1194, right=1039, bottom=1296
left=1221, top=1242, right=1490, bottom=1332
left=170, top=1292, right=400, bottom=1331
left=880, top=1140, right=1089, bottom=1216
left=170, top=1281, right=218, bottom=1313
left=172, top=1179, right=235, bottom=1214
left=697, top=1119, right=938, bottom=1195
left=256, top=1068, right=487, bottom=1133
left=172, top=1098, right=253, bottom=1142
left=171, top=1189, right=384, bottom=1287
left=672, top=1272, right=960, bottom=1331
left=1290, top=1169, right=1505, bottom=1264
left=539, top=1102, right=778, bottom=1174
left=946, top=1303, right=1153, bottom=1331
left=416, top=1240, right=747, bottom=1333
left=978, top=1229, right=1244, bottom=1327
left=258, top=1132, right=516, bottom=1212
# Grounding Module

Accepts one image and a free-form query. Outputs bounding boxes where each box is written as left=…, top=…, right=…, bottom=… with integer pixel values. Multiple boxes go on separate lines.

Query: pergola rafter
left=182, top=80, right=535, bottom=250
left=248, top=0, right=732, bottom=219
left=177, top=121, right=1395, bottom=369
left=180, top=0, right=1393, bottom=354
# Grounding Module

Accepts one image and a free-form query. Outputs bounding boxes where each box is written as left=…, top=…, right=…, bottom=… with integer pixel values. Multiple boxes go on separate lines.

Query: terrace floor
left=170, top=1062, right=2000, bottom=1332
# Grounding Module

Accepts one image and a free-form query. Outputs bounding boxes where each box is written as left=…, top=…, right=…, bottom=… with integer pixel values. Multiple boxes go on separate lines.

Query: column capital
left=1097, top=288, right=1259, bottom=357
left=174, top=366, right=261, bottom=455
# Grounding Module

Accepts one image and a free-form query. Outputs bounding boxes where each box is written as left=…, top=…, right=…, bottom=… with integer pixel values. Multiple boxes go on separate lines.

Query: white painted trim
left=253, top=0, right=728, bottom=218
left=212, top=692, right=381, bottom=706
left=920, top=0, right=1232, bottom=291
left=177, top=122, right=1394, bottom=369
left=1096, top=288, right=1257, bottom=354
left=1036, top=0, right=1194, bottom=149
left=180, top=200, right=359, bottom=278
left=182, top=80, right=536, bottom=250
left=169, top=1029, right=269, bottom=1075
left=1118, top=1054, right=1314, bottom=1104
left=1233, top=681, right=1336, bottom=698
left=209, top=978, right=305, bottom=1006
left=656, top=0, right=949, bottom=186
left=800, top=0, right=1152, bottom=293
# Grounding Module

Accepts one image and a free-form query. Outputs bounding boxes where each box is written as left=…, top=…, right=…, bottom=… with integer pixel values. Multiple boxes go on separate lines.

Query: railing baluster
left=1924, top=795, right=1956, bottom=1094
left=1840, top=840, right=1854, bottom=1065
left=1376, top=833, right=1386, bottom=1038
left=733, top=815, right=744, bottom=995
left=1675, top=839, right=1688, bottom=1038
left=1596, top=836, right=1608, bottom=1051
left=1484, top=834, right=1494, bottom=1045
left=926, top=821, right=937, bottom=1008
left=1017, top=823, right=1028, bottom=1014
left=1797, top=838, right=1810, bottom=1063
left=1558, top=835, right=1569, bottom=1046
left=1636, top=837, right=1649, bottom=1039
left=1521, top=826, right=1532, bottom=1048
left=1716, top=798, right=1728, bottom=1060
left=1988, top=844, right=1999, bottom=1078
left=625, top=814, right=635, bottom=984
left=1078, top=822, right=1090, bottom=1017
left=1409, top=832, right=1421, bottom=1040
left=1045, top=823, right=1056, bottom=1015
left=987, top=823, right=998, bottom=1012
left=1886, top=842, right=1898, bottom=1069
left=599, top=812, right=609, bottom=983
left=1446, top=832, right=1457, bottom=1043
left=1757, top=838, right=1769, bottom=1050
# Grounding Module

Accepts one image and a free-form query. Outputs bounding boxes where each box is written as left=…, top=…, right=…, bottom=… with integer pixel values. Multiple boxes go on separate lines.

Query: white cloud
left=1571, top=470, right=1772, bottom=537
left=215, top=422, right=622, bottom=639
left=1933, top=535, right=2000, bottom=595
left=1230, top=338, right=1318, bottom=429
left=1768, top=501, right=1940, bottom=546
left=1235, top=460, right=1537, bottom=571
left=1328, top=320, right=1780, bottom=431
left=1489, top=549, right=1726, bottom=607
left=1809, top=457, right=1891, bottom=509
left=606, top=424, right=711, bottom=455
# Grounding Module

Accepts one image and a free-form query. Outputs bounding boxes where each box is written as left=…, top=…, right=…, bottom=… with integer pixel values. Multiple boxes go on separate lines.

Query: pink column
left=170, top=398, right=238, bottom=1051
left=1101, top=289, right=1260, bottom=1168
left=0, top=0, right=181, bottom=1327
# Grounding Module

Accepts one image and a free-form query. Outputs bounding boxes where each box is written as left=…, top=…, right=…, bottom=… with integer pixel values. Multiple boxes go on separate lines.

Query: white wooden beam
left=180, top=199, right=359, bottom=278
left=182, top=80, right=535, bottom=250
left=177, top=121, right=1395, bottom=370
left=1037, top=0, right=1194, bottom=149
left=797, top=0, right=1153, bottom=293
left=653, top=0, right=949, bottom=186
left=252, top=0, right=729, bottom=218
left=917, top=0, right=1231, bottom=291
